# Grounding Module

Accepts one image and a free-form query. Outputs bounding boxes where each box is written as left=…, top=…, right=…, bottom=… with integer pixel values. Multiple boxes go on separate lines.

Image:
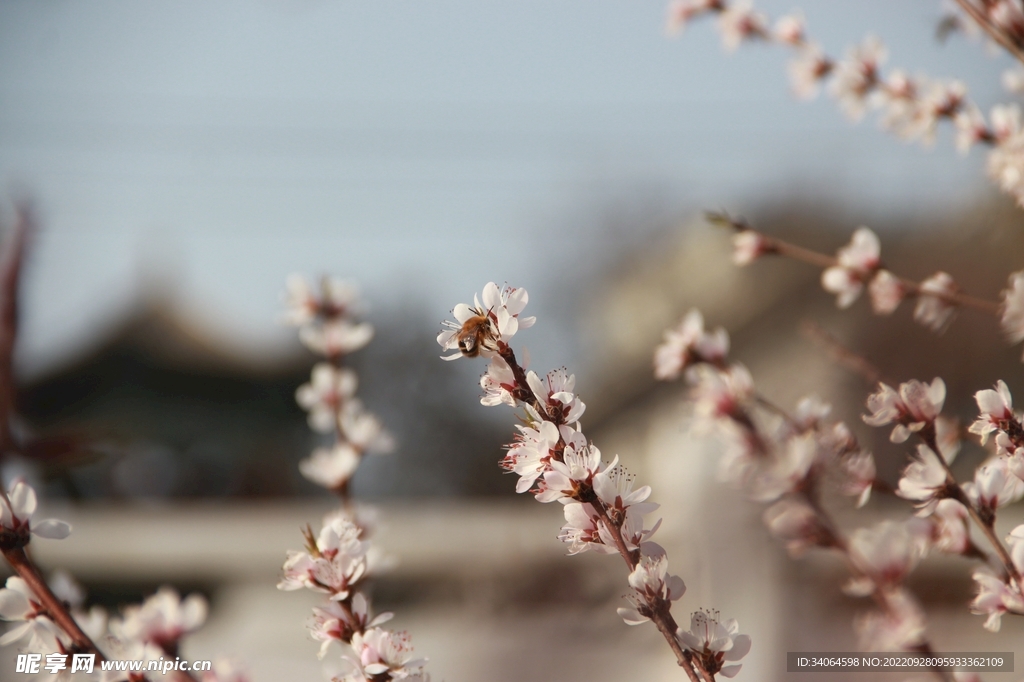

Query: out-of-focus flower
left=296, top=364, right=358, bottom=433
left=299, top=443, right=361, bottom=491
left=927, top=499, right=972, bottom=555
left=677, top=610, right=751, bottom=679
left=731, top=230, right=773, bottom=265
left=988, top=133, right=1024, bottom=208
left=1000, top=271, right=1024, bottom=356
left=867, top=270, right=905, bottom=314
left=855, top=588, right=927, bottom=651
left=112, top=587, right=207, bottom=655
left=849, top=521, right=927, bottom=591
left=285, top=275, right=363, bottom=327
left=913, top=271, right=958, bottom=332
left=829, top=37, right=887, bottom=120
left=954, top=105, right=990, bottom=154
left=300, top=320, right=374, bottom=357
left=993, top=104, right=1023, bottom=141
left=202, top=658, right=252, bottom=682
left=773, top=13, right=805, bottom=45
left=666, top=0, right=721, bottom=34
left=788, top=45, right=832, bottom=99
left=690, top=364, right=754, bottom=423
left=840, top=449, right=876, bottom=508
left=862, top=378, right=945, bottom=443
left=763, top=498, right=828, bottom=556
left=896, top=445, right=949, bottom=509
left=821, top=227, right=881, bottom=307
left=717, top=1, right=767, bottom=51
left=654, top=309, right=729, bottom=380
left=963, top=456, right=1024, bottom=515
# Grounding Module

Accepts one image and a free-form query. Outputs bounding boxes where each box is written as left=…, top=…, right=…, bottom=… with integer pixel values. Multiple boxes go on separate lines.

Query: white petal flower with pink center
left=821, top=227, right=881, bottom=308
left=971, top=567, right=1024, bottom=631
left=763, top=498, right=827, bottom=556
left=855, top=588, right=927, bottom=651
left=654, top=309, right=730, bottom=380
left=285, top=275, right=364, bottom=327
left=339, top=400, right=393, bottom=454
left=617, top=543, right=685, bottom=625
left=593, top=464, right=656, bottom=515
left=840, top=449, right=876, bottom=508
left=526, top=367, right=585, bottom=424
left=295, top=364, right=358, bottom=433
left=310, top=593, right=392, bottom=659
left=480, top=357, right=518, bottom=407
left=849, top=521, right=927, bottom=591
left=964, top=456, right=1024, bottom=513
left=278, top=516, right=368, bottom=599
left=773, top=13, right=804, bottom=45
left=559, top=502, right=602, bottom=555
left=598, top=505, right=660, bottom=554
left=503, top=420, right=560, bottom=494
left=731, top=230, right=772, bottom=265
left=745, top=432, right=819, bottom=502
left=970, top=380, right=1016, bottom=444
left=1000, top=271, right=1024, bottom=355
left=717, top=1, right=766, bottom=52
left=927, top=498, right=972, bottom=555
left=788, top=45, right=832, bottom=100
left=677, top=610, right=751, bottom=679
left=867, top=269, right=905, bottom=315
left=690, top=364, right=754, bottom=424
left=992, top=104, right=1022, bottom=141
left=350, top=627, right=426, bottom=679
left=535, top=444, right=611, bottom=504
left=913, top=271, right=958, bottom=332
left=954, top=104, right=990, bottom=153
left=0, top=576, right=62, bottom=651
left=896, top=445, right=948, bottom=508
left=829, top=37, right=887, bottom=120
left=988, top=133, right=1024, bottom=208
left=299, top=443, right=361, bottom=491
left=863, top=378, right=945, bottom=443
left=113, top=587, right=207, bottom=654
left=299, top=319, right=374, bottom=357
left=0, top=481, right=71, bottom=541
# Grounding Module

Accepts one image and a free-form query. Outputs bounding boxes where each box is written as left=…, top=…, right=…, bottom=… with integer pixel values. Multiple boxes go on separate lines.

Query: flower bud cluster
left=667, top=0, right=1024, bottom=208
left=440, top=283, right=741, bottom=680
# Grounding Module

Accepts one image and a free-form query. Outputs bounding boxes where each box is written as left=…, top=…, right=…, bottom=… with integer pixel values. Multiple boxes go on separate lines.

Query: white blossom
left=896, top=445, right=948, bottom=509
left=829, top=37, right=887, bottom=120
left=862, top=378, right=945, bottom=443
left=0, top=576, right=61, bottom=651
left=988, top=132, right=1024, bottom=208
left=0, top=481, right=71, bottom=541
left=437, top=282, right=533, bottom=361
left=617, top=543, right=685, bottom=625
left=854, top=588, right=927, bottom=651
left=763, top=498, right=826, bottom=556
left=926, top=499, right=972, bottom=555
left=666, top=0, right=720, bottom=34
left=296, top=364, right=358, bottom=433
left=963, top=456, right=1024, bottom=513
left=717, top=1, right=766, bottom=52
left=849, top=521, right=927, bottom=591
left=821, top=227, right=881, bottom=307
left=788, top=45, right=832, bottom=99
left=970, top=380, right=1015, bottom=443
left=653, top=309, right=729, bottom=380
left=971, top=567, right=1024, bottom=631
left=677, top=610, right=751, bottom=679
left=526, top=367, right=585, bottom=424
left=773, top=13, right=804, bottom=45
left=731, top=230, right=772, bottom=265
left=349, top=627, right=426, bottom=680
left=278, top=516, right=369, bottom=599
left=913, top=271, right=958, bottom=332
left=1000, top=271, right=1024, bottom=355
left=480, top=356, right=517, bottom=407
left=867, top=270, right=905, bottom=314
left=111, top=587, right=207, bottom=653
left=299, top=443, right=361, bottom=491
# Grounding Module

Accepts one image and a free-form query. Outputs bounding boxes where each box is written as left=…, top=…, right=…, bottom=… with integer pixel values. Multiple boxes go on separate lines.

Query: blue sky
left=0, top=0, right=1013, bottom=377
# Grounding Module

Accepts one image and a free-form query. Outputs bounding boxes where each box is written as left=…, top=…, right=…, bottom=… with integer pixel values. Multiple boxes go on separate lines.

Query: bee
left=456, top=308, right=497, bottom=357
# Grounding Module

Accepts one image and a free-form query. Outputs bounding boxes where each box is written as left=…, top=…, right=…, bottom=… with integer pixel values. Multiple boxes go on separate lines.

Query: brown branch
left=0, top=203, right=31, bottom=456
left=2, top=546, right=105, bottom=659
left=953, top=0, right=1024, bottom=66
left=800, top=320, right=884, bottom=386
left=711, top=214, right=1002, bottom=316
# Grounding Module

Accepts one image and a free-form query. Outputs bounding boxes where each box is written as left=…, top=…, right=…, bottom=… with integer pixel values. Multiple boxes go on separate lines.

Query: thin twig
left=953, top=0, right=1024, bottom=66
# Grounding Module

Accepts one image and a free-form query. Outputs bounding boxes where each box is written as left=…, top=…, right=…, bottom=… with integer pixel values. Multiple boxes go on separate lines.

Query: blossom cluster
left=281, top=275, right=428, bottom=682
left=655, top=310, right=947, bottom=652
left=667, top=0, right=1024, bottom=207
left=439, top=283, right=748, bottom=680
left=722, top=216, right=1024, bottom=361
left=287, top=276, right=393, bottom=493
left=0, top=479, right=244, bottom=682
